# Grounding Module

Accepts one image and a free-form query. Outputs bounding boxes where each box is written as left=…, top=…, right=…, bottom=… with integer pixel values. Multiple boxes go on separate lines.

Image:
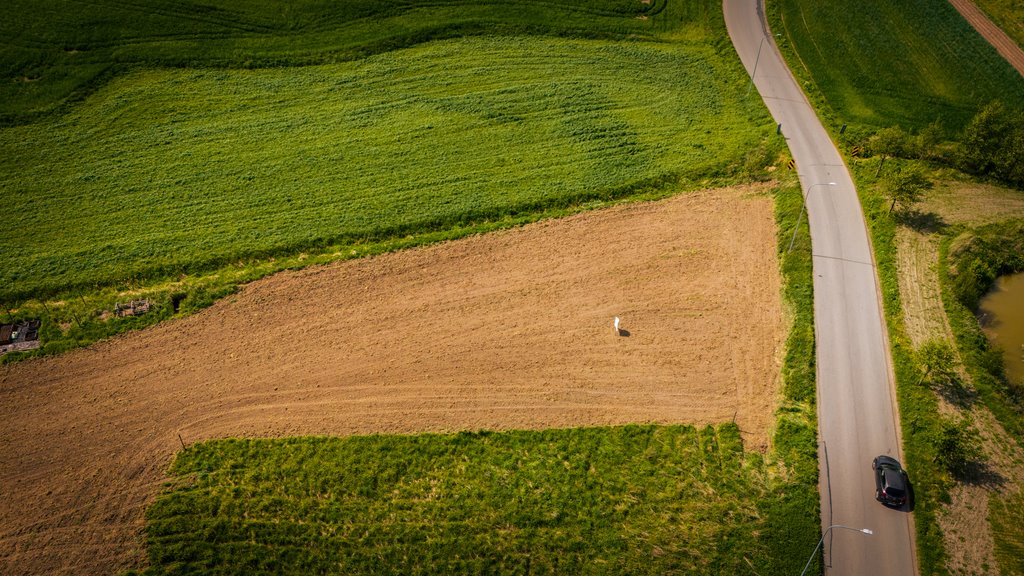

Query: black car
left=873, top=455, right=909, bottom=507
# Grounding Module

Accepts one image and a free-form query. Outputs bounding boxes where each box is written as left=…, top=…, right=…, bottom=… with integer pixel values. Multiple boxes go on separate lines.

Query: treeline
left=863, top=101, right=1024, bottom=187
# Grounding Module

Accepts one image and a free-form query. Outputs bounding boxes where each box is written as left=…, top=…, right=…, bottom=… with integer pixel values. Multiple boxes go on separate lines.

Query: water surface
left=979, top=272, right=1024, bottom=386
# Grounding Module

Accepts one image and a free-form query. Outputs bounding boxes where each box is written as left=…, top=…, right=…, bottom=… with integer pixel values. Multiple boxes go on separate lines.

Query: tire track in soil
left=0, top=185, right=784, bottom=575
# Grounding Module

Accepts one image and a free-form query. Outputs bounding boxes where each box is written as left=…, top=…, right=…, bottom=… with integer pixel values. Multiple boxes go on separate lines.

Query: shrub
left=956, top=101, right=1024, bottom=186
left=918, top=340, right=961, bottom=392
left=932, top=416, right=982, bottom=478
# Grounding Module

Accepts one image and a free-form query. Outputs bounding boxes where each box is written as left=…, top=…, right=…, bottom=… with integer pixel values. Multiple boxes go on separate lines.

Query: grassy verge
left=134, top=179, right=821, bottom=574
left=765, top=176, right=822, bottom=574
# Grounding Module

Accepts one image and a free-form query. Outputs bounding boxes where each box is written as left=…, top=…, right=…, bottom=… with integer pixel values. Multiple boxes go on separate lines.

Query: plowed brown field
left=0, top=185, right=784, bottom=575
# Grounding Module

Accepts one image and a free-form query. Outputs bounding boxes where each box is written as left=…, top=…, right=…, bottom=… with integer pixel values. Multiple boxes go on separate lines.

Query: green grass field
left=0, top=34, right=770, bottom=304
left=1, top=0, right=715, bottom=122
left=137, top=424, right=816, bottom=575
left=769, top=0, right=1024, bottom=131
left=0, top=0, right=770, bottom=311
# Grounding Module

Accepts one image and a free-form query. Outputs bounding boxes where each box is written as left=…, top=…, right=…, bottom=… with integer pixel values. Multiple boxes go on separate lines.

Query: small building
left=0, top=319, right=42, bottom=355
left=114, top=299, right=151, bottom=317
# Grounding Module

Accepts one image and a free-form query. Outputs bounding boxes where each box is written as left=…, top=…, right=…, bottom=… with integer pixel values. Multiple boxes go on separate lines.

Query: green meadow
left=769, top=0, right=1024, bottom=130
left=1, top=0, right=714, bottom=122
left=138, top=424, right=817, bottom=575
left=1, top=0, right=776, bottom=314
left=1, top=35, right=769, bottom=304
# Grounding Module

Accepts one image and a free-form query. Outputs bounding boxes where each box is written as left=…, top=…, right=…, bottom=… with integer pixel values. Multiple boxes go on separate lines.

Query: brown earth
left=0, top=185, right=785, bottom=576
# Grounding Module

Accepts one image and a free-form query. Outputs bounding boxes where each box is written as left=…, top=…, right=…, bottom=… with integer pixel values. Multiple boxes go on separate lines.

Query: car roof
left=875, top=455, right=902, bottom=469
left=882, top=467, right=906, bottom=489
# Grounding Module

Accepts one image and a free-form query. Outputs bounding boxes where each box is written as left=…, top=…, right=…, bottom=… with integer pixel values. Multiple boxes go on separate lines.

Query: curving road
left=722, top=1, right=917, bottom=574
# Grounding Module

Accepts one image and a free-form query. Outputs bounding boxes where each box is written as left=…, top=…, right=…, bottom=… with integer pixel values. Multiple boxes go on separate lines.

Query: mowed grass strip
left=770, top=0, right=1024, bottom=129
left=0, top=0, right=714, bottom=120
left=0, top=35, right=769, bottom=303
left=139, top=425, right=801, bottom=575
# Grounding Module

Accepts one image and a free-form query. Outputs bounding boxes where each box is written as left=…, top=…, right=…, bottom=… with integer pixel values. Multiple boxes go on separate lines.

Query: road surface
left=722, top=1, right=918, bottom=574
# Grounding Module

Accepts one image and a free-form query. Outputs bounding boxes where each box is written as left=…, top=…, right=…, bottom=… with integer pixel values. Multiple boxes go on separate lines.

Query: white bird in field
left=613, top=316, right=620, bottom=335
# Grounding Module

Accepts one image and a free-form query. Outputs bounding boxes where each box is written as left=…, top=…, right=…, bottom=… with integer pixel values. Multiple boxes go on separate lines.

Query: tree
left=914, top=120, right=945, bottom=161
left=918, top=340, right=959, bottom=390
left=883, top=166, right=932, bottom=213
left=957, top=101, right=1011, bottom=175
left=956, top=101, right=1024, bottom=185
left=870, top=126, right=908, bottom=176
left=933, top=416, right=982, bottom=477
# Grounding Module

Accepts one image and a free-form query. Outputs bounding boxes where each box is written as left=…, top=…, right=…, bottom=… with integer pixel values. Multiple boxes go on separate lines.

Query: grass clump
left=136, top=425, right=812, bottom=575
left=990, top=491, right=1024, bottom=576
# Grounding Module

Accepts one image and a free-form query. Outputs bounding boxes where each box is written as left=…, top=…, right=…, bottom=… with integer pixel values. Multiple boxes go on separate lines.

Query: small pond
left=979, top=272, right=1024, bottom=386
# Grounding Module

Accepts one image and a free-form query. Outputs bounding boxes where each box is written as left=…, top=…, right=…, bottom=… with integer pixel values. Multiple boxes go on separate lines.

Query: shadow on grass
left=896, top=210, right=948, bottom=234
left=957, top=460, right=1007, bottom=490
left=934, top=380, right=979, bottom=410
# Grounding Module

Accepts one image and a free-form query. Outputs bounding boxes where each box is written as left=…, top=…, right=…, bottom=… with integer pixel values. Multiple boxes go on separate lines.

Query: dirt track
left=0, top=185, right=784, bottom=575
left=948, top=0, right=1024, bottom=76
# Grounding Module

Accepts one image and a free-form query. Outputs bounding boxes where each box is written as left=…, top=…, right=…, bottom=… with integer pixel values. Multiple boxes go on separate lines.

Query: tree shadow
left=956, top=460, right=1007, bottom=490
left=933, top=379, right=978, bottom=410
left=896, top=209, right=948, bottom=234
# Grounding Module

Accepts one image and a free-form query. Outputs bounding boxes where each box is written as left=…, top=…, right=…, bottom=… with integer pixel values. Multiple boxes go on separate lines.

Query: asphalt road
left=721, top=1, right=918, bottom=574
